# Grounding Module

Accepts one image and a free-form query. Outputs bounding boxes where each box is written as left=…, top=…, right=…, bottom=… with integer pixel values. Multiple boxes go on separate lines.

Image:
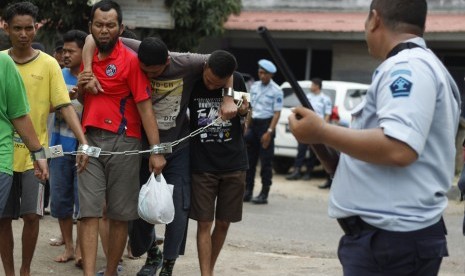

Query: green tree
left=1, top=0, right=241, bottom=52
left=0, top=0, right=92, bottom=51
left=159, top=0, right=241, bottom=51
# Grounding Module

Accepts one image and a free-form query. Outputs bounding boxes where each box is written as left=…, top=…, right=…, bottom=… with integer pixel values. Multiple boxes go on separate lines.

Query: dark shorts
left=189, top=170, right=245, bottom=222
left=78, top=128, right=141, bottom=221
left=1, top=170, right=44, bottom=218
left=0, top=172, right=13, bottom=216
left=50, top=155, right=79, bottom=219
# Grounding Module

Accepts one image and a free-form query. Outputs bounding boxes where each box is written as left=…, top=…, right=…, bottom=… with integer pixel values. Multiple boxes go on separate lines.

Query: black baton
left=257, top=26, right=339, bottom=176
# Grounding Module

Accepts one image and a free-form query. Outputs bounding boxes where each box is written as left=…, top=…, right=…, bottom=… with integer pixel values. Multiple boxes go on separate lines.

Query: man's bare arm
left=58, top=105, right=90, bottom=172
left=136, top=100, right=166, bottom=175
left=121, top=37, right=141, bottom=52
left=81, top=35, right=103, bottom=94
left=11, top=114, right=49, bottom=181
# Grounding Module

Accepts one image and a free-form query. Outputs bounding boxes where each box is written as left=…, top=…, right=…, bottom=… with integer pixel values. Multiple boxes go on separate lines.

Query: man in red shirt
left=78, top=1, right=166, bottom=275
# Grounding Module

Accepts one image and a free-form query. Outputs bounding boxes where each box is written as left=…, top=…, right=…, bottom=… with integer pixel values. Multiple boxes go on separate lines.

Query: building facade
left=199, top=0, right=465, bottom=93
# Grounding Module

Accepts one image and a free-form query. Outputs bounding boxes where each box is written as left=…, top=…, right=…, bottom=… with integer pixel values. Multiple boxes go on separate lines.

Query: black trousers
left=245, top=118, right=274, bottom=192
left=338, top=217, right=448, bottom=276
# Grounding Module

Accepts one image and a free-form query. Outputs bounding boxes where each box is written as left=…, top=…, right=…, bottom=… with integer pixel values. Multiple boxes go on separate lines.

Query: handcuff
left=30, top=147, right=47, bottom=161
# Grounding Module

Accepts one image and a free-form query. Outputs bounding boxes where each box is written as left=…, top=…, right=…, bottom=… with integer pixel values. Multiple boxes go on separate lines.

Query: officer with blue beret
left=244, top=59, right=283, bottom=204
left=258, top=59, right=277, bottom=74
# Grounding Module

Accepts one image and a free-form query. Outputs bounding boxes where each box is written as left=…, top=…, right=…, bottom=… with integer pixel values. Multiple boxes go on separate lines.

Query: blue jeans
left=245, top=118, right=274, bottom=192
left=50, top=155, right=79, bottom=219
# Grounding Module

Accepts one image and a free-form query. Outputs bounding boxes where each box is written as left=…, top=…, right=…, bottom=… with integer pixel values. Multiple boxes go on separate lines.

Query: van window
left=283, top=93, right=303, bottom=108
left=344, top=89, right=367, bottom=110
left=282, top=87, right=311, bottom=99
left=282, top=88, right=336, bottom=108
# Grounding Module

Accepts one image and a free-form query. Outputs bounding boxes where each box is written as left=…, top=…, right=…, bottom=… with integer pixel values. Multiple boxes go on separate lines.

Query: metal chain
left=63, top=99, right=244, bottom=157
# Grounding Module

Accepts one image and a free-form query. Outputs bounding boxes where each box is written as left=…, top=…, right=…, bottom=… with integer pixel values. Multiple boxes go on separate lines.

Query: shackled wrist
left=30, top=147, right=46, bottom=161
left=150, top=143, right=173, bottom=155
left=78, top=144, right=90, bottom=154
left=150, top=144, right=162, bottom=155
left=222, top=87, right=234, bottom=97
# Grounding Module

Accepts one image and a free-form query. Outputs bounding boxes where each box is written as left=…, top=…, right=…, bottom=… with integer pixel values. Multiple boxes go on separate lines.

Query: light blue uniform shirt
left=250, top=79, right=283, bottom=119
left=329, top=37, right=461, bottom=231
left=307, top=92, right=332, bottom=119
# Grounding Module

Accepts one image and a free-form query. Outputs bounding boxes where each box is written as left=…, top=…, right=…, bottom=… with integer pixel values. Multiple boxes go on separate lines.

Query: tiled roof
left=225, top=11, right=465, bottom=33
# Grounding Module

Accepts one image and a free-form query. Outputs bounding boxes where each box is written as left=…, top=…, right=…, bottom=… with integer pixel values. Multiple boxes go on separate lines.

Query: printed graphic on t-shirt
left=151, top=78, right=183, bottom=130
left=13, top=132, right=25, bottom=149
left=194, top=97, right=232, bottom=143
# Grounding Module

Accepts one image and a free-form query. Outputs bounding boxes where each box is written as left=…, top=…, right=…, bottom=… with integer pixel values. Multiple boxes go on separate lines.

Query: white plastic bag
left=138, top=173, right=175, bottom=224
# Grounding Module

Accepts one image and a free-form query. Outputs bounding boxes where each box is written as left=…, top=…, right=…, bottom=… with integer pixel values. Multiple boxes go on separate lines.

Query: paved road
left=2, top=173, right=465, bottom=275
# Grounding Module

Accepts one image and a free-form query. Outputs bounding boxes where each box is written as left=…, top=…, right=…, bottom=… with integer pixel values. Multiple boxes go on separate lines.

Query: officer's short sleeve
left=273, top=86, right=284, bottom=112
left=377, top=59, right=436, bottom=155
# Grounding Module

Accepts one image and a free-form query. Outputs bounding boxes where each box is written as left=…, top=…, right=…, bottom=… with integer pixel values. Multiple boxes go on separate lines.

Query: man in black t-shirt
left=188, top=50, right=249, bottom=276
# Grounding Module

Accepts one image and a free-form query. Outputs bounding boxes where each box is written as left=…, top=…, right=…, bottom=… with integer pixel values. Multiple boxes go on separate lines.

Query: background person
left=285, top=78, right=332, bottom=182
left=53, top=39, right=64, bottom=68
left=244, top=59, right=283, bottom=205
left=49, top=29, right=87, bottom=267
left=289, top=0, right=460, bottom=275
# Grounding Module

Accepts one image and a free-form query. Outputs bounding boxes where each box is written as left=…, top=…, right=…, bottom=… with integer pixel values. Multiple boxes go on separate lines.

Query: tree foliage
left=0, top=0, right=241, bottom=52
left=0, top=0, right=92, bottom=50
left=159, top=0, right=241, bottom=51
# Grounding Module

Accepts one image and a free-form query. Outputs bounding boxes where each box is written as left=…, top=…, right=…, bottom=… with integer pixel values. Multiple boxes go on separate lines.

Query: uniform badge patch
left=390, top=76, right=412, bottom=98
left=105, top=64, right=117, bottom=77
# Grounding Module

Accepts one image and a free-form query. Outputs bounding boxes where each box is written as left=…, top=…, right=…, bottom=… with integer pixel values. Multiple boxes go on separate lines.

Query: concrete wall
left=331, top=42, right=379, bottom=83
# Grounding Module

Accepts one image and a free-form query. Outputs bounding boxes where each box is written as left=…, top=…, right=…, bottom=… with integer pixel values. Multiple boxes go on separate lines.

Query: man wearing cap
left=244, top=59, right=283, bottom=204
left=53, top=39, right=64, bottom=68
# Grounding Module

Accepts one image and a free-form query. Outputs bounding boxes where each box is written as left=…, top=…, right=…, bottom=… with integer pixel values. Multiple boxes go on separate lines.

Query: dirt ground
left=1, top=173, right=464, bottom=276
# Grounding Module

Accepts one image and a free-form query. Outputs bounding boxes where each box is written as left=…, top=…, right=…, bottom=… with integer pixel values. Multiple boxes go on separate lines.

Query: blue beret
left=258, top=59, right=277, bottom=74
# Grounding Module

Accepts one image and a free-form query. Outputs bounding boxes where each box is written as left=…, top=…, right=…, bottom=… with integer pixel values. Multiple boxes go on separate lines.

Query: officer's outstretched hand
left=289, top=107, right=326, bottom=145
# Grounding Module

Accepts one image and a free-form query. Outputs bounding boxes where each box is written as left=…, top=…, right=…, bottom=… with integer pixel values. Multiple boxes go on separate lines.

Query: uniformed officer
left=244, top=59, right=283, bottom=204
left=289, top=0, right=460, bottom=275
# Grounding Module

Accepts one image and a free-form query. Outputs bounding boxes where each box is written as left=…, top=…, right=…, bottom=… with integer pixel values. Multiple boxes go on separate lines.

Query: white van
left=273, top=80, right=369, bottom=174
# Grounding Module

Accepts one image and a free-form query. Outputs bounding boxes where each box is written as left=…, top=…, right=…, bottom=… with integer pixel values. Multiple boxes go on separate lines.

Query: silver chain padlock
left=150, top=143, right=173, bottom=155
left=78, top=144, right=102, bottom=158
left=46, top=145, right=64, bottom=159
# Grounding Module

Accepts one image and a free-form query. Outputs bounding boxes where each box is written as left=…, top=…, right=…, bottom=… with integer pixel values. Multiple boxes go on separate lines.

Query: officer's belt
left=337, top=216, right=377, bottom=236
left=337, top=216, right=447, bottom=237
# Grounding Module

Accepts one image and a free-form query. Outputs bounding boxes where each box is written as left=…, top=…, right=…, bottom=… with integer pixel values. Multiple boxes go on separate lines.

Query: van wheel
left=273, top=157, right=293, bottom=174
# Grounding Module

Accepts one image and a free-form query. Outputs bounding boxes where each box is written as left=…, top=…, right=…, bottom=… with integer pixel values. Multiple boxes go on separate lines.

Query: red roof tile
left=225, top=11, right=465, bottom=33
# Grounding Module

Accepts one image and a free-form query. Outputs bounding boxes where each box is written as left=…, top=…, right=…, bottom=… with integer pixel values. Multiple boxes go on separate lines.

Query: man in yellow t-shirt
left=0, top=2, right=89, bottom=275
